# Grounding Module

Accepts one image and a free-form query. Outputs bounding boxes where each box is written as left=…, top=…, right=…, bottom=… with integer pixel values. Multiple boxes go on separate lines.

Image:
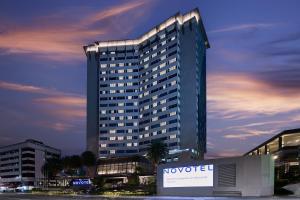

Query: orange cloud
left=35, top=96, right=85, bottom=107
left=0, top=80, right=53, bottom=95
left=0, top=0, right=150, bottom=60
left=208, top=72, right=300, bottom=117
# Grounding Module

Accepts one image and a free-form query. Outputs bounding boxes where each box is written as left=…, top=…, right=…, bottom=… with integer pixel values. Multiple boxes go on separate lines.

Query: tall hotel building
left=84, top=9, right=209, bottom=160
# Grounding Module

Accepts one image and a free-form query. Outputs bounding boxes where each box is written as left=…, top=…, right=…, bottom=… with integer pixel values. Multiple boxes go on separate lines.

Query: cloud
left=267, top=32, right=300, bottom=44
left=209, top=23, right=275, bottom=33
left=0, top=80, right=85, bottom=121
left=208, top=72, right=300, bottom=118
left=0, top=80, right=55, bottom=95
left=0, top=0, right=150, bottom=60
left=223, top=129, right=275, bottom=140
left=34, top=96, right=85, bottom=107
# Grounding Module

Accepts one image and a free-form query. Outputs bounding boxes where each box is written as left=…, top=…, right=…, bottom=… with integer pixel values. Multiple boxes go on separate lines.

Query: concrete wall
left=86, top=51, right=99, bottom=156
left=157, top=155, right=274, bottom=197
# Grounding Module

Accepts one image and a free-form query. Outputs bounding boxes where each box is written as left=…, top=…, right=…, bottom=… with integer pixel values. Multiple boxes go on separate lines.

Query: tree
left=147, top=140, right=168, bottom=174
left=61, top=155, right=82, bottom=176
left=42, top=158, right=63, bottom=178
left=81, top=151, right=97, bottom=178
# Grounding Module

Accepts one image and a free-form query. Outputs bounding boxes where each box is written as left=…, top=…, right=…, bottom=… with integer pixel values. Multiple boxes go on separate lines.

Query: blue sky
left=0, top=0, right=300, bottom=157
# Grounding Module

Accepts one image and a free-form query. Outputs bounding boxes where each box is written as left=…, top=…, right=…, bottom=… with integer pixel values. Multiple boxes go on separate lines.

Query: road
left=0, top=193, right=299, bottom=200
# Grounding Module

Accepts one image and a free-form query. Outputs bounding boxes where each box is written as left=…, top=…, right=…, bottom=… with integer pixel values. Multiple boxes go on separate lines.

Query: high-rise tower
left=84, top=8, right=209, bottom=160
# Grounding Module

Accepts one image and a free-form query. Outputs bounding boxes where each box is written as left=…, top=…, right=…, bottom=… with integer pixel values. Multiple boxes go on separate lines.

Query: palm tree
left=147, top=140, right=168, bottom=174
left=81, top=151, right=96, bottom=178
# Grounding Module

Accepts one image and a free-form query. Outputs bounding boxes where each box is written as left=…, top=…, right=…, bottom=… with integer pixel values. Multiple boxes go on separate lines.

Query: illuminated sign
left=71, top=179, right=91, bottom=186
left=163, top=164, right=213, bottom=188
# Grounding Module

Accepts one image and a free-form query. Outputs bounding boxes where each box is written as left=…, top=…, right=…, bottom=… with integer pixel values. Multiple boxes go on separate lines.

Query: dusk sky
left=0, top=0, right=300, bottom=158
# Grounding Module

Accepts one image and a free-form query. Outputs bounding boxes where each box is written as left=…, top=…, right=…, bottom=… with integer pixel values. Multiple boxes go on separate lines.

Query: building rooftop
left=0, top=139, right=61, bottom=152
left=84, top=8, right=210, bottom=53
left=244, top=128, right=300, bottom=155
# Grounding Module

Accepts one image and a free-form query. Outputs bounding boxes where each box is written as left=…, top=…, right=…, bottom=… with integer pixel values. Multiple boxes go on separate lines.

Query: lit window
left=160, top=49, right=166, bottom=54
left=161, top=55, right=166, bottom=61
left=160, top=34, right=166, bottom=39
left=117, top=136, right=123, bottom=140
left=170, top=111, right=176, bottom=116
left=161, top=40, right=166, bottom=45
left=110, top=51, right=115, bottom=54
left=162, top=107, right=167, bottom=112
left=100, top=144, right=107, bottom=147
left=170, top=134, right=176, bottom=139
left=110, top=137, right=116, bottom=141
left=144, top=133, right=149, bottom=138
left=153, top=45, right=157, bottom=50
left=118, top=69, right=124, bottom=73
left=127, top=136, right=132, bottom=140
left=160, top=62, right=166, bottom=68
left=133, top=122, right=138, bottom=126
left=153, top=110, right=157, bottom=114
left=152, top=66, right=158, bottom=72
left=160, top=70, right=166, bottom=75
left=101, top=110, right=106, bottom=114
left=160, top=121, right=167, bottom=126
left=118, top=123, right=124, bottom=127
left=111, top=117, right=115, bottom=120
left=110, top=150, right=115, bottom=154
left=110, top=63, right=116, bottom=67
left=127, top=143, right=132, bottom=147
left=169, top=58, right=176, bottom=64
left=160, top=99, right=166, bottom=104
left=171, top=36, right=176, bottom=41
left=169, top=66, right=176, bottom=71
left=118, top=110, right=124, bottom=113
left=100, top=64, right=107, bottom=68
left=128, top=116, right=132, bottom=120
left=145, top=126, right=149, bottom=131
left=153, top=81, right=157, bottom=86
left=152, top=117, right=158, bottom=121
left=153, top=102, right=158, bottom=107
left=119, top=63, right=124, bottom=67
left=128, top=129, right=132, bottom=133
left=134, top=102, right=138, bottom=106
left=134, top=143, right=138, bottom=146
left=162, top=129, right=166, bottom=133
left=144, top=57, right=149, bottom=62
left=171, top=80, right=176, bottom=86
left=127, top=69, right=133, bottom=73
left=152, top=95, right=158, bottom=100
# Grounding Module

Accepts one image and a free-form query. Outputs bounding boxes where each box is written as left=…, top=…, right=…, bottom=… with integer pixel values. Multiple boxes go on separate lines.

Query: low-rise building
left=0, top=139, right=61, bottom=188
left=245, top=128, right=300, bottom=181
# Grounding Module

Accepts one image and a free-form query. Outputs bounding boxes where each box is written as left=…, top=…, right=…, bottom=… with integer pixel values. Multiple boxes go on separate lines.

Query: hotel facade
left=84, top=9, right=209, bottom=161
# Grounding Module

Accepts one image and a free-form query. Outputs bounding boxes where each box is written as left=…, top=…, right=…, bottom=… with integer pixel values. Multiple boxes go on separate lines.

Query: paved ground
left=0, top=193, right=299, bottom=200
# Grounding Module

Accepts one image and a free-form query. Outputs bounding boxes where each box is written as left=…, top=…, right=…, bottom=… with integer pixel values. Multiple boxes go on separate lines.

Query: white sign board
left=163, top=164, right=213, bottom=188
